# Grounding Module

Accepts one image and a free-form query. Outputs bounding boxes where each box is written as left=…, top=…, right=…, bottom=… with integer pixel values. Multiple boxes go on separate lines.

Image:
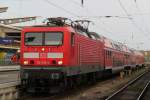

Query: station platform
left=0, top=66, right=20, bottom=100
left=0, top=65, right=20, bottom=71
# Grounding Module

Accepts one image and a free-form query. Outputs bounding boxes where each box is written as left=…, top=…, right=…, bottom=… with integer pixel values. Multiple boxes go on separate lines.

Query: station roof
left=0, top=44, right=19, bottom=50
left=0, top=23, right=21, bottom=33
left=0, top=7, right=8, bottom=13
left=0, top=24, right=21, bottom=50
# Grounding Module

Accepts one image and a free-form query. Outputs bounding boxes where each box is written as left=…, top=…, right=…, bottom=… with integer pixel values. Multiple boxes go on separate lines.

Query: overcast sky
left=0, top=0, right=150, bottom=50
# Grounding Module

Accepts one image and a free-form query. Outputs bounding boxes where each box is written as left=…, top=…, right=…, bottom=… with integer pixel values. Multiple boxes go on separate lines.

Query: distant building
left=141, top=51, right=150, bottom=66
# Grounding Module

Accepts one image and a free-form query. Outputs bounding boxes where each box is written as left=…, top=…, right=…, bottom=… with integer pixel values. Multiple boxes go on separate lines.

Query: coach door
left=104, top=50, right=113, bottom=69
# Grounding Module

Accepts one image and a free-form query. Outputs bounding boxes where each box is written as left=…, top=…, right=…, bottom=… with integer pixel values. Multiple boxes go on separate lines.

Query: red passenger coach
left=20, top=17, right=145, bottom=93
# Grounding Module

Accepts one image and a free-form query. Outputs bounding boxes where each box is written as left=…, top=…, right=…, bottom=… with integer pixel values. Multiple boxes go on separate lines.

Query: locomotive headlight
left=58, top=60, right=63, bottom=65
left=24, top=61, right=28, bottom=65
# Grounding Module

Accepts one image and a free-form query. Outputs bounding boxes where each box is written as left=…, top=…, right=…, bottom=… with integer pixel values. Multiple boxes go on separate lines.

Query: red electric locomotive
left=20, top=17, right=144, bottom=92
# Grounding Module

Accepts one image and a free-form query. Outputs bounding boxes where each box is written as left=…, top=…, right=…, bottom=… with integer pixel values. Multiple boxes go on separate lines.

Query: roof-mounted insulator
left=45, top=17, right=72, bottom=26
left=73, top=20, right=92, bottom=38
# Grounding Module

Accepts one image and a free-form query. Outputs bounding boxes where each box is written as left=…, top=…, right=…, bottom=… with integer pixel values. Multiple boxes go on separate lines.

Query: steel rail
left=105, top=71, right=148, bottom=100
left=137, top=80, right=150, bottom=100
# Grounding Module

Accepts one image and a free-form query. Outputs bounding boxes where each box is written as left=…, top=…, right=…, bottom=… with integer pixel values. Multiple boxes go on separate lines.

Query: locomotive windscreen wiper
left=25, top=37, right=35, bottom=42
left=25, top=32, right=43, bottom=46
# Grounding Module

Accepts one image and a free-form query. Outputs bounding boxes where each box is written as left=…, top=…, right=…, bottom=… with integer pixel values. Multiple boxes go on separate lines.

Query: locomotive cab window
left=25, top=32, right=43, bottom=46
left=45, top=32, right=63, bottom=45
left=25, top=32, right=63, bottom=46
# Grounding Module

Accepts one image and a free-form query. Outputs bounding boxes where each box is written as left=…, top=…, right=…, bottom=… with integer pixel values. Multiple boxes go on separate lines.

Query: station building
left=0, top=24, right=21, bottom=65
left=142, top=51, right=150, bottom=66
left=0, top=6, right=36, bottom=65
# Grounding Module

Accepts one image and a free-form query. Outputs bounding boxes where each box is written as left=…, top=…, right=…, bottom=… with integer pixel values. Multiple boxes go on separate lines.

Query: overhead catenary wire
left=69, top=0, right=84, bottom=7
left=65, top=0, right=95, bottom=17
left=67, top=0, right=121, bottom=32
left=71, top=0, right=81, bottom=5
left=43, top=0, right=79, bottom=17
left=64, top=0, right=117, bottom=36
left=117, top=0, right=150, bottom=41
left=41, top=0, right=116, bottom=36
left=133, top=0, right=150, bottom=37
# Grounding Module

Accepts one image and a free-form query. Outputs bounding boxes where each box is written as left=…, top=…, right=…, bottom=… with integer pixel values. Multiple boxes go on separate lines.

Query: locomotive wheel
left=75, top=75, right=83, bottom=86
left=92, top=72, right=96, bottom=84
left=49, top=79, right=67, bottom=93
left=86, top=73, right=95, bottom=85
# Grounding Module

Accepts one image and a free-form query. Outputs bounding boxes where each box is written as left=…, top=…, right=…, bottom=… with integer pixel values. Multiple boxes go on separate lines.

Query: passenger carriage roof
left=101, top=35, right=131, bottom=52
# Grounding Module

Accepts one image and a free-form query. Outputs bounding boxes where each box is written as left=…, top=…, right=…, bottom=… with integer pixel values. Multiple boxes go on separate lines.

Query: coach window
left=106, top=51, right=108, bottom=59
left=105, top=50, right=107, bottom=59
left=109, top=51, right=112, bottom=58
left=71, top=32, right=75, bottom=46
left=106, top=50, right=110, bottom=59
left=108, top=51, right=110, bottom=58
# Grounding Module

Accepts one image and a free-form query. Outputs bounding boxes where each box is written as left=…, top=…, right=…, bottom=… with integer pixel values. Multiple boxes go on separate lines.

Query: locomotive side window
left=71, top=32, right=75, bottom=46
left=25, top=32, right=43, bottom=46
left=105, top=50, right=112, bottom=59
left=45, top=32, right=63, bottom=45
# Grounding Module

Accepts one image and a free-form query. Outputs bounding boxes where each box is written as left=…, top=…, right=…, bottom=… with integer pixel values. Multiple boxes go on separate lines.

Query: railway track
left=19, top=74, right=118, bottom=100
left=105, top=71, right=150, bottom=100
left=19, top=69, right=147, bottom=100
left=137, top=80, right=150, bottom=100
left=19, top=81, right=102, bottom=100
left=138, top=81, right=150, bottom=100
